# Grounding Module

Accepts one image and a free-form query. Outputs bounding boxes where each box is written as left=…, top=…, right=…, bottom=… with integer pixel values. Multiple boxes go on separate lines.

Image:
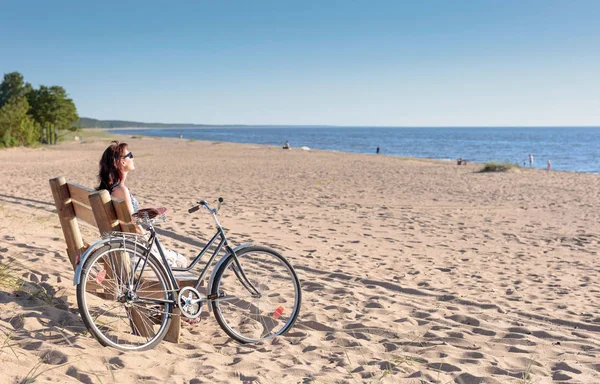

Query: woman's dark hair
left=97, top=141, right=128, bottom=191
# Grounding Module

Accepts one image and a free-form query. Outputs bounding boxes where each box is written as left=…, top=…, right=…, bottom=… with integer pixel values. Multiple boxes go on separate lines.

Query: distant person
left=523, top=161, right=526, bottom=167
left=179, top=133, right=183, bottom=140
left=547, top=160, right=552, bottom=172
left=283, top=141, right=290, bottom=150
left=376, top=146, right=380, bottom=154
left=529, top=154, right=534, bottom=168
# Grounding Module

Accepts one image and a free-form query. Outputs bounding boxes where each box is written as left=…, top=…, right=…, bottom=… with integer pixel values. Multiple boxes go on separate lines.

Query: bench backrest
left=49, top=176, right=136, bottom=268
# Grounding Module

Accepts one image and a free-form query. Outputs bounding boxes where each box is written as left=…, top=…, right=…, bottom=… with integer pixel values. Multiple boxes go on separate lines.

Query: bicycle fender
left=73, top=238, right=118, bottom=285
left=207, top=243, right=253, bottom=301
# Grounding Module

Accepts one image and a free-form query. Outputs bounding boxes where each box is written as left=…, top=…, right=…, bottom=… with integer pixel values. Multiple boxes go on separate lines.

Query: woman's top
left=130, top=192, right=139, bottom=214
left=102, top=181, right=139, bottom=214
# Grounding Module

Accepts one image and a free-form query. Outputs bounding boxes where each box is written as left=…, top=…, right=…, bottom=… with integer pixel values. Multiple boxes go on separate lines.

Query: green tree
left=0, top=72, right=32, bottom=108
left=0, top=97, right=39, bottom=147
left=28, top=85, right=79, bottom=144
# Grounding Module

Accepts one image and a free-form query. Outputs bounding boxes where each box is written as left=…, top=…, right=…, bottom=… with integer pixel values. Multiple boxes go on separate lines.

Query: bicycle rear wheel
left=76, top=240, right=173, bottom=351
left=211, top=245, right=301, bottom=343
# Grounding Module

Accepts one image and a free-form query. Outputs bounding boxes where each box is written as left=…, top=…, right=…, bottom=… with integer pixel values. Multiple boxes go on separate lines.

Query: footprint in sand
left=552, top=362, right=582, bottom=375
left=383, top=342, right=399, bottom=352
left=472, top=327, right=496, bottom=336
left=453, top=373, right=496, bottom=384
left=447, top=314, right=480, bottom=327
left=502, top=333, right=527, bottom=339
left=108, top=357, right=125, bottom=369
left=40, top=349, right=68, bottom=365
left=508, top=346, right=531, bottom=353
left=462, top=351, right=485, bottom=359
left=10, top=315, right=25, bottom=330
left=552, top=372, right=573, bottom=381
left=23, top=341, right=43, bottom=351
left=66, top=366, right=93, bottom=384
left=426, top=362, right=461, bottom=372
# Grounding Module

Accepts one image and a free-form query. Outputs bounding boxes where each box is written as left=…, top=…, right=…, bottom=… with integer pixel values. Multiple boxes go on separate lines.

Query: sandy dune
left=0, top=135, right=599, bottom=383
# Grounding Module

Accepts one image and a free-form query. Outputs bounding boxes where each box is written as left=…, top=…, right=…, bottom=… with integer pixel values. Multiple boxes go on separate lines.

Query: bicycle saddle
left=134, top=207, right=167, bottom=219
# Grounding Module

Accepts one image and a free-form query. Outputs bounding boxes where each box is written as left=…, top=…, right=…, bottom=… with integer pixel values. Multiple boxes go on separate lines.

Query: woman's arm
left=111, top=184, right=134, bottom=216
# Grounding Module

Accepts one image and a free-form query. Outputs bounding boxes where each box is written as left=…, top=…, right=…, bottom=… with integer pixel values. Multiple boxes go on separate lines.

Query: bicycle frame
left=132, top=201, right=261, bottom=307
left=142, top=226, right=227, bottom=293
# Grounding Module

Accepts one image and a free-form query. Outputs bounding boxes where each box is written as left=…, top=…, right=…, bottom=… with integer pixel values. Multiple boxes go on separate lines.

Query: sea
left=106, top=127, right=600, bottom=173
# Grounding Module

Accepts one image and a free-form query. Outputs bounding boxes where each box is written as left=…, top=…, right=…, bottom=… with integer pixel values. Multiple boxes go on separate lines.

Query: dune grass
left=480, top=161, right=520, bottom=172
left=1, top=258, right=65, bottom=307
left=18, top=357, right=71, bottom=384
left=0, top=259, right=24, bottom=292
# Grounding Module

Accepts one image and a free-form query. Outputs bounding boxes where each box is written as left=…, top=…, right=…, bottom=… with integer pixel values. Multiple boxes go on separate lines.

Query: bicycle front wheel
left=76, top=240, right=173, bottom=351
left=211, top=245, right=301, bottom=343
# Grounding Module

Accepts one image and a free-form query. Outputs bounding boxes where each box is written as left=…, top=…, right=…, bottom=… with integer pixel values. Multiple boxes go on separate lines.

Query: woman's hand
left=135, top=224, right=145, bottom=234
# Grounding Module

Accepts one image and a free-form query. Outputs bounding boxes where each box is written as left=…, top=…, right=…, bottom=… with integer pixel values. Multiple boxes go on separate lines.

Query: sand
left=0, top=134, right=599, bottom=383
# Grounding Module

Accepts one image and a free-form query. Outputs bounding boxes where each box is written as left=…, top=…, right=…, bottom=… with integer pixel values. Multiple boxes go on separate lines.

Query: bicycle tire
left=211, top=245, right=301, bottom=343
left=76, top=240, right=174, bottom=351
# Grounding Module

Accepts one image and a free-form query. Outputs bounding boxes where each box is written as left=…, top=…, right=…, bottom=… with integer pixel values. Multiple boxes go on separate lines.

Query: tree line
left=76, top=117, right=211, bottom=129
left=76, top=117, right=210, bottom=129
left=0, top=72, right=79, bottom=147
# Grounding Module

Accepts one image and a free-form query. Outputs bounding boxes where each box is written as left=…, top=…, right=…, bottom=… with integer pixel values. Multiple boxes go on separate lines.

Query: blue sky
left=1, top=1, right=598, bottom=126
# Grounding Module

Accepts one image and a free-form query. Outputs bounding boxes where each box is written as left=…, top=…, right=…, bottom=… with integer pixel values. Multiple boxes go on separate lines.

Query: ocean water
left=106, top=127, right=600, bottom=173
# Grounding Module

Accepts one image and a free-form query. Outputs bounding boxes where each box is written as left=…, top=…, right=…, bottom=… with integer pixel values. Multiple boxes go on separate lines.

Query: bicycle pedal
left=206, top=291, right=225, bottom=300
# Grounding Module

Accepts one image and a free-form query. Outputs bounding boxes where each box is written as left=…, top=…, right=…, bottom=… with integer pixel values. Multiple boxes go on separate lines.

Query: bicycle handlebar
left=188, top=198, right=224, bottom=214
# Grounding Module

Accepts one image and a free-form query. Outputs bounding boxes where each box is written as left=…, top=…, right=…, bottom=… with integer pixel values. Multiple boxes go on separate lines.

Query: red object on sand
left=273, top=306, right=284, bottom=319
left=96, top=269, right=106, bottom=284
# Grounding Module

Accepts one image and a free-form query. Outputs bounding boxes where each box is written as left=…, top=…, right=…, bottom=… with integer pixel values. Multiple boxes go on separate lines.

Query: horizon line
left=83, top=118, right=600, bottom=129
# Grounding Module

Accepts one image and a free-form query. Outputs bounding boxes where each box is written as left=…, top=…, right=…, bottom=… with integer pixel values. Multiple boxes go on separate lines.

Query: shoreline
left=93, top=127, right=596, bottom=175
left=91, top=128, right=467, bottom=166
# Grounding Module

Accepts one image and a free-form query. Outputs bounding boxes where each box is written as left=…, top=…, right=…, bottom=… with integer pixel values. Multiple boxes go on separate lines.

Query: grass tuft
left=0, top=260, right=25, bottom=291
left=18, top=357, right=70, bottom=384
left=480, top=161, right=520, bottom=172
left=0, top=328, right=19, bottom=359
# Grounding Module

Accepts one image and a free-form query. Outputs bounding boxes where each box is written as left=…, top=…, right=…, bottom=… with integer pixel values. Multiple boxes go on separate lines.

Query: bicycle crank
left=178, top=286, right=203, bottom=318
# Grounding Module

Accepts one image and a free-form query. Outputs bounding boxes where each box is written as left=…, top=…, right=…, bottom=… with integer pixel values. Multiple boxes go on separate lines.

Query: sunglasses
left=122, top=152, right=134, bottom=159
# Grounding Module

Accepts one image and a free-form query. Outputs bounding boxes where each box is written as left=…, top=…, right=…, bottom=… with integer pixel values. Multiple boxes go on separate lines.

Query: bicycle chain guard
left=178, top=286, right=203, bottom=318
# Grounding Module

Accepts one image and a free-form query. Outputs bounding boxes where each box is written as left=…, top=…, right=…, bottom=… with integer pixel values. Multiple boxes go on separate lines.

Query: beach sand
left=0, top=134, right=599, bottom=383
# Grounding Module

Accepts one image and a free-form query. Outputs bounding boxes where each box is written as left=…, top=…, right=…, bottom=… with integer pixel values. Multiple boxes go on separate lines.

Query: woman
left=97, top=141, right=138, bottom=216
left=97, top=141, right=186, bottom=267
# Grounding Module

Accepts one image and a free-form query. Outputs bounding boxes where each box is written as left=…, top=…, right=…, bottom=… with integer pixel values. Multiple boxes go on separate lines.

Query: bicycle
left=73, top=198, right=302, bottom=351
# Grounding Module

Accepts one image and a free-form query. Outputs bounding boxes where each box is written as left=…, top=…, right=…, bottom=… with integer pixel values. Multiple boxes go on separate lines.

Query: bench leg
left=162, top=277, right=198, bottom=343
left=132, top=278, right=182, bottom=343
left=129, top=308, right=155, bottom=338
left=164, top=308, right=181, bottom=343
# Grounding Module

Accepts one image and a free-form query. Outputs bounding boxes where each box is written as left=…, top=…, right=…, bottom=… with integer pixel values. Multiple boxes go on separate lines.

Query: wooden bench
left=49, top=176, right=193, bottom=343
